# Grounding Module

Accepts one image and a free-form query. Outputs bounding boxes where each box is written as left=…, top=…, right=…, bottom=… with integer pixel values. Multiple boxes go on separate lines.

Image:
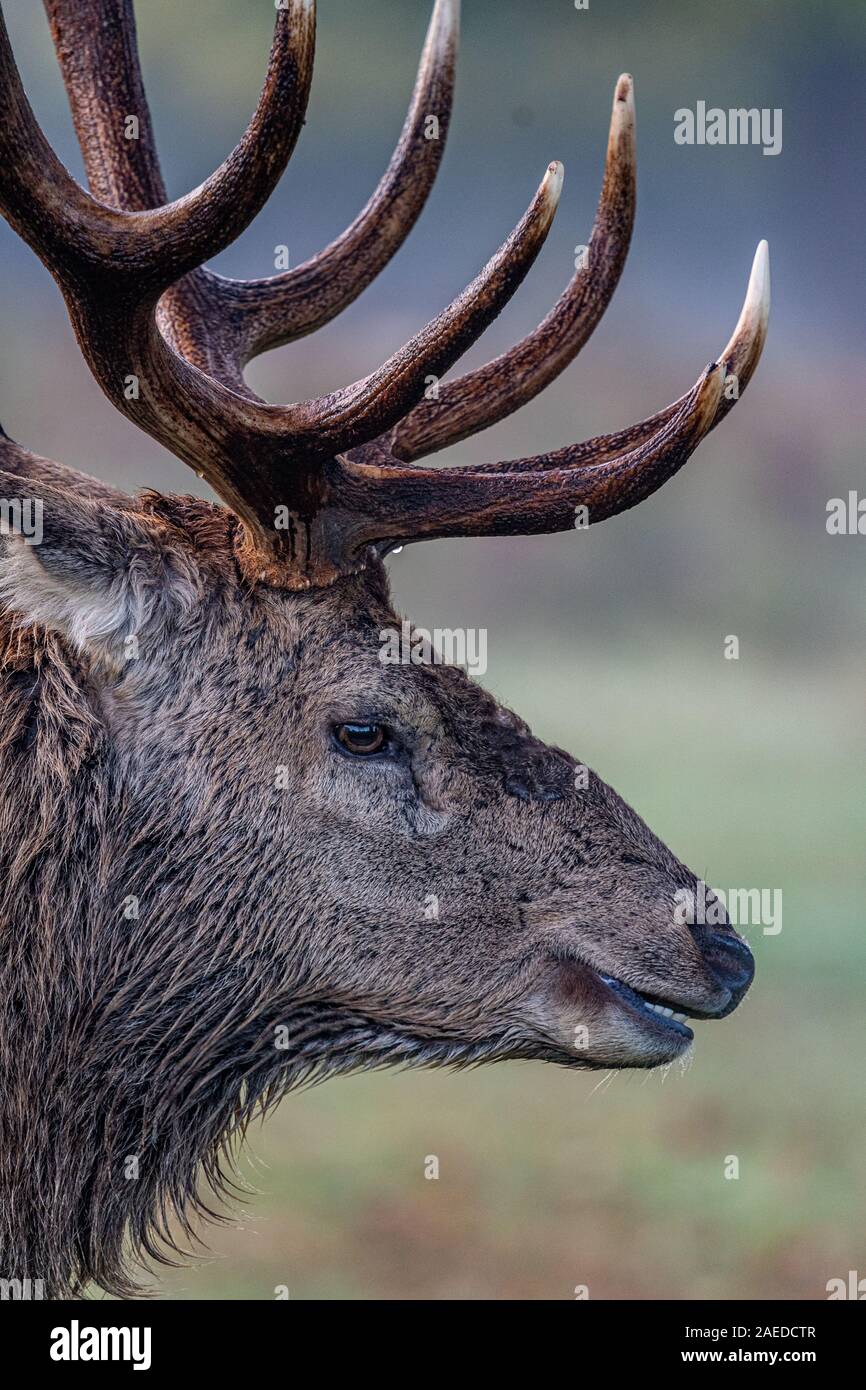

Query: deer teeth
left=645, top=1002, right=688, bottom=1024
left=598, top=974, right=692, bottom=1030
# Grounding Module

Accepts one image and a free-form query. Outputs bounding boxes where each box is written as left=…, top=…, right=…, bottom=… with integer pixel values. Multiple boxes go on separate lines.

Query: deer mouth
left=598, top=974, right=695, bottom=1042
left=542, top=926, right=753, bottom=1065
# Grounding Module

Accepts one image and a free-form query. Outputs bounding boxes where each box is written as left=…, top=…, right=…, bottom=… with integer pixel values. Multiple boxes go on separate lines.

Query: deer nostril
left=692, top=925, right=755, bottom=994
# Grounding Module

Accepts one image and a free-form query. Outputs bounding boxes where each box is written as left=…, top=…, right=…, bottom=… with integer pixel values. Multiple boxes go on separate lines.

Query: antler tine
left=460, top=238, right=771, bottom=475
left=105, top=0, right=315, bottom=280
left=43, top=0, right=167, bottom=211
left=433, top=239, right=772, bottom=479
left=215, top=0, right=461, bottom=367
left=0, top=7, right=110, bottom=275
left=338, top=363, right=725, bottom=547
left=376, top=71, right=637, bottom=465
left=40, top=0, right=274, bottom=395
left=714, top=237, right=770, bottom=422
left=284, top=161, right=564, bottom=457
left=0, top=1, right=315, bottom=291
left=334, top=242, right=769, bottom=550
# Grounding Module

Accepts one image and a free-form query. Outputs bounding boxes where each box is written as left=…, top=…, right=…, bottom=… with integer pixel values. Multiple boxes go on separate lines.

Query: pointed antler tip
left=715, top=239, right=770, bottom=382
left=434, top=0, right=461, bottom=32
left=746, top=239, right=771, bottom=327
left=610, top=75, right=636, bottom=149
left=542, top=160, right=565, bottom=202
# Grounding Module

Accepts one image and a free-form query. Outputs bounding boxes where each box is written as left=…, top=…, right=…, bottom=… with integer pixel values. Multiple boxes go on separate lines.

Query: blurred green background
left=1, top=0, right=863, bottom=1299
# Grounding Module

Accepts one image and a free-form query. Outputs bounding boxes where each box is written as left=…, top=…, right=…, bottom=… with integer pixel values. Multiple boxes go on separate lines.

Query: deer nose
left=690, top=924, right=755, bottom=1012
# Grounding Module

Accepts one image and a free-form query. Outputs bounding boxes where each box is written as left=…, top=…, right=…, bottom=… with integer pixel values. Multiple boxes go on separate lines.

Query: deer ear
left=0, top=480, right=202, bottom=655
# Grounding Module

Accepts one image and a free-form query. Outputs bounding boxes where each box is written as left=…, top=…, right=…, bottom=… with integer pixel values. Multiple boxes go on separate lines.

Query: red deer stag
left=0, top=0, right=767, bottom=1297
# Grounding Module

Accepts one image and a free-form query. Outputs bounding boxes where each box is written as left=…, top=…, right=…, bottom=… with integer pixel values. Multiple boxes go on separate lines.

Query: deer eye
left=334, top=722, right=389, bottom=757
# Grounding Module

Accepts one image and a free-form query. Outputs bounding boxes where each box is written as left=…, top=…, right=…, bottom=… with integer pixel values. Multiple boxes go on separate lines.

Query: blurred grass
left=152, top=641, right=865, bottom=1300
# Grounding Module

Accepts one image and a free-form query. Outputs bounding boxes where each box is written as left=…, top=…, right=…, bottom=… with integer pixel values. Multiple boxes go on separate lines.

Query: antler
left=339, top=240, right=769, bottom=548
left=0, top=0, right=768, bottom=589
left=42, top=0, right=461, bottom=389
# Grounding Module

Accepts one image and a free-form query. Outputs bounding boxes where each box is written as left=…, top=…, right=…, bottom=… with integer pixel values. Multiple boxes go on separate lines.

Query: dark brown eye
left=334, top=722, right=388, bottom=757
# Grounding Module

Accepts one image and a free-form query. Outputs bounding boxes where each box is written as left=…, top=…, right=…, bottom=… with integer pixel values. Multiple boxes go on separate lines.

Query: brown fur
left=0, top=491, right=752, bottom=1297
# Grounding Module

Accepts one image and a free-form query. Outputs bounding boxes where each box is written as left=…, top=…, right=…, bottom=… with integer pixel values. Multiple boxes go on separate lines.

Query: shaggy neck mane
left=0, top=621, right=335, bottom=1294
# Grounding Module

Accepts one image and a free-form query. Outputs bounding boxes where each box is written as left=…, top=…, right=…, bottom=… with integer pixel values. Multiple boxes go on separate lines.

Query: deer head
left=0, top=0, right=766, bottom=1296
